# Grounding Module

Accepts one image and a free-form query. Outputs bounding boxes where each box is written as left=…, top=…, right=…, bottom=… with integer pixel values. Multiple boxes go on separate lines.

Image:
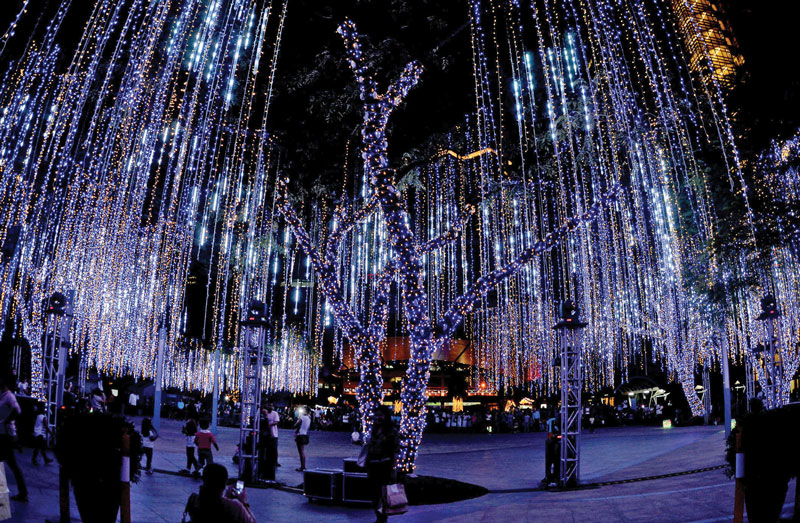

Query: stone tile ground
left=3, top=419, right=795, bottom=522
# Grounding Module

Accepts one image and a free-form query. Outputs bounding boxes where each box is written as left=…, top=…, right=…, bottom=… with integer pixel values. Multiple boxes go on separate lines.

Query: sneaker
left=146, top=468, right=153, bottom=475
left=11, top=494, right=28, bottom=502
left=295, top=467, right=305, bottom=472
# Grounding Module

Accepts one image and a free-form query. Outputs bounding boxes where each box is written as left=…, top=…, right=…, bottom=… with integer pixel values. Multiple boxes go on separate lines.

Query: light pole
left=211, top=346, right=221, bottom=434
left=152, top=316, right=166, bottom=432
left=714, top=332, right=732, bottom=438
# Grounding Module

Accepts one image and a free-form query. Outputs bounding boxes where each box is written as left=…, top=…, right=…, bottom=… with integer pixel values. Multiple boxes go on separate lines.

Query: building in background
left=672, top=0, right=744, bottom=91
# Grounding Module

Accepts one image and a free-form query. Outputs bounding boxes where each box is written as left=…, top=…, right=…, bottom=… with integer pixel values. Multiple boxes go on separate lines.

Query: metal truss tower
left=41, top=290, right=74, bottom=442
left=238, top=301, right=270, bottom=483
left=554, top=300, right=587, bottom=488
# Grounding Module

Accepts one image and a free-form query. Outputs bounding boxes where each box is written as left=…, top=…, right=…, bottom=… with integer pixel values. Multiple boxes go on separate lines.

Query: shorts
left=295, top=434, right=309, bottom=446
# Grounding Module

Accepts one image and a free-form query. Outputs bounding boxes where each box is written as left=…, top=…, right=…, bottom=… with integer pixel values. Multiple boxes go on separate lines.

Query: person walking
left=294, top=407, right=311, bottom=471
left=182, top=417, right=201, bottom=474
left=31, top=403, right=53, bottom=465
left=365, top=405, right=399, bottom=523
left=195, top=419, right=219, bottom=470
left=140, top=417, right=159, bottom=474
left=0, top=376, right=28, bottom=502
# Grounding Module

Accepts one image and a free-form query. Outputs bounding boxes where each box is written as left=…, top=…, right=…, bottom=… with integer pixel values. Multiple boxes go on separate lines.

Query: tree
left=278, top=19, right=619, bottom=472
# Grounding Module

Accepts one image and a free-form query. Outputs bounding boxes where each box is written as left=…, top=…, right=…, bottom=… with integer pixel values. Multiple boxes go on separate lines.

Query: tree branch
left=420, top=204, right=476, bottom=254
left=384, top=60, right=423, bottom=109
left=275, top=178, right=366, bottom=339
left=367, top=260, right=397, bottom=341
left=325, top=196, right=379, bottom=260
left=437, top=184, right=623, bottom=338
left=336, top=18, right=377, bottom=101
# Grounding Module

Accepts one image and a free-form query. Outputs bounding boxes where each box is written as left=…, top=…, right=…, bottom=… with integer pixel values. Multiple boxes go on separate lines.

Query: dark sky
left=1, top=0, right=475, bottom=194
left=2, top=0, right=798, bottom=170
left=720, top=1, right=800, bottom=147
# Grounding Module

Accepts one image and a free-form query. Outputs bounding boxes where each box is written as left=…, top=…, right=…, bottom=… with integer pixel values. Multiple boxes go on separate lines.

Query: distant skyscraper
left=672, top=0, right=744, bottom=90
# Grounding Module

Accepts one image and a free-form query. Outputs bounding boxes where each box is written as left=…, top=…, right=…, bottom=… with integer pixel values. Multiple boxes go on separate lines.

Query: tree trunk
left=677, top=363, right=705, bottom=418
left=352, top=336, right=384, bottom=435
left=397, top=337, right=440, bottom=473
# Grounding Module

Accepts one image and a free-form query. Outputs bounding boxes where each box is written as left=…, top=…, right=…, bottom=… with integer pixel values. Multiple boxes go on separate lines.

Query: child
left=195, top=419, right=218, bottom=470
left=32, top=404, right=53, bottom=465
left=140, top=418, right=159, bottom=474
left=181, top=418, right=200, bottom=474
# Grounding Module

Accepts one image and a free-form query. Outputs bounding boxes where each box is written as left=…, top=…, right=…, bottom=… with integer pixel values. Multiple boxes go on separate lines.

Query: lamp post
left=153, top=309, right=169, bottom=432
left=713, top=332, right=732, bottom=438
left=211, top=346, right=221, bottom=434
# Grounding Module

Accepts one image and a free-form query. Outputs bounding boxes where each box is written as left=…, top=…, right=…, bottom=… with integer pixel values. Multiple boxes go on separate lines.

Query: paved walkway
left=3, top=419, right=795, bottom=522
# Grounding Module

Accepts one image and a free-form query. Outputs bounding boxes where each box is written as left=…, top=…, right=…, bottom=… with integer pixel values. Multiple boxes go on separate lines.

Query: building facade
left=672, top=0, right=744, bottom=90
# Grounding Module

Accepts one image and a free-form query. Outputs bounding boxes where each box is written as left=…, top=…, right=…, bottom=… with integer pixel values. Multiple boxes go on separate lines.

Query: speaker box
left=342, top=472, right=372, bottom=504
left=303, top=469, right=342, bottom=501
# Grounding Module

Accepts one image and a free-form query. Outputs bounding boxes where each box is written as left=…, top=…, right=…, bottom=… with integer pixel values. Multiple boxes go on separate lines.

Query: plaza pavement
left=3, top=418, right=796, bottom=522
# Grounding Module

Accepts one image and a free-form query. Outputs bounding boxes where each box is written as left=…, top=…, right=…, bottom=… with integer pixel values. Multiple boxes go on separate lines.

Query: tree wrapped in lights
left=278, top=19, right=620, bottom=471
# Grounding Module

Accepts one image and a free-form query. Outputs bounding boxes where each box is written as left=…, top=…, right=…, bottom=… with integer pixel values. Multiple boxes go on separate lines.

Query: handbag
left=381, top=483, right=408, bottom=515
left=356, top=443, right=369, bottom=468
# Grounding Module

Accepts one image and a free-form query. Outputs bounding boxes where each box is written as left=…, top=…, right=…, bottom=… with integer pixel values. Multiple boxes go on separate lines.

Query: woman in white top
left=294, top=408, right=311, bottom=471
left=140, top=417, right=159, bottom=473
left=32, top=403, right=53, bottom=465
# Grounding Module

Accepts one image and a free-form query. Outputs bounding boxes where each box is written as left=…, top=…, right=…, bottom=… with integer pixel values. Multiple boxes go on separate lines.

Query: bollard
left=733, top=430, right=744, bottom=523
left=120, top=430, right=131, bottom=523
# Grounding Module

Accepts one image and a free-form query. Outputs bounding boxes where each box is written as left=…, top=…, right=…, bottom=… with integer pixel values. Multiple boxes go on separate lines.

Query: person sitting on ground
left=185, top=463, right=256, bottom=523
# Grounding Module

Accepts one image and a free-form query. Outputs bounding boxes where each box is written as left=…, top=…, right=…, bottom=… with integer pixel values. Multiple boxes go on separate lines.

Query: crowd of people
left=1, top=369, right=702, bottom=522
left=421, top=400, right=673, bottom=435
